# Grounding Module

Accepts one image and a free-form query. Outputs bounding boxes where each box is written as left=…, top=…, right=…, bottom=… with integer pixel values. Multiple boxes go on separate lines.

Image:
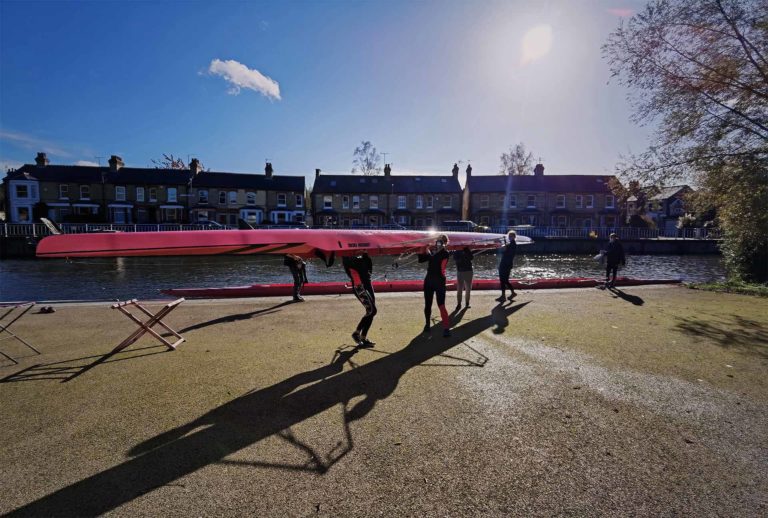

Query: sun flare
left=521, top=24, right=553, bottom=65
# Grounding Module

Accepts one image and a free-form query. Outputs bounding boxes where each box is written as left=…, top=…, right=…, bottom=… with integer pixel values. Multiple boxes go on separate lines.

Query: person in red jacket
left=418, top=235, right=452, bottom=337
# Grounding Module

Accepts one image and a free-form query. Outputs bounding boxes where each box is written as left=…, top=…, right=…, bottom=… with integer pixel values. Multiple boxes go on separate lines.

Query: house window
left=398, top=195, right=406, bottom=209
left=606, top=195, right=615, bottom=208
left=323, top=195, right=332, bottom=209
left=443, top=196, right=452, bottom=209
left=116, top=186, right=126, bottom=201
left=15, top=185, right=29, bottom=198
left=509, top=195, right=517, bottom=208
left=416, top=195, right=423, bottom=209
left=247, top=192, right=256, bottom=205
left=229, top=191, right=237, bottom=204
left=342, top=195, right=349, bottom=209
left=59, top=184, right=68, bottom=199
left=219, top=191, right=226, bottom=205
left=198, top=190, right=208, bottom=203
left=398, top=215, right=408, bottom=225
left=167, top=187, right=177, bottom=203
left=137, top=187, right=145, bottom=202
left=277, top=193, right=286, bottom=206
left=586, top=195, right=594, bottom=208
left=149, top=188, right=158, bottom=202
left=556, top=195, right=566, bottom=208
left=425, top=195, right=432, bottom=209
left=370, top=195, right=378, bottom=209
left=480, top=195, right=489, bottom=208
left=499, top=195, right=506, bottom=207
left=527, top=195, right=536, bottom=208
left=80, top=185, right=90, bottom=199
left=295, top=194, right=303, bottom=207
left=575, top=195, right=583, bottom=208
left=352, top=195, right=360, bottom=209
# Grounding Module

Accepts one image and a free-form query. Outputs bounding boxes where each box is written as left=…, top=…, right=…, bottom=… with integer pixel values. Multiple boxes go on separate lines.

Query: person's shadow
left=178, top=301, right=294, bottom=333
left=607, top=286, right=644, bottom=306
left=7, top=303, right=530, bottom=517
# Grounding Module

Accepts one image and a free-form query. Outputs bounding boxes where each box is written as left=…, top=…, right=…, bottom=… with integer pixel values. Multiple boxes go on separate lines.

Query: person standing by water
left=604, top=232, right=626, bottom=288
left=419, top=234, right=452, bottom=337
left=498, top=230, right=517, bottom=301
left=454, top=246, right=474, bottom=309
left=342, top=251, right=377, bottom=347
left=284, top=254, right=308, bottom=302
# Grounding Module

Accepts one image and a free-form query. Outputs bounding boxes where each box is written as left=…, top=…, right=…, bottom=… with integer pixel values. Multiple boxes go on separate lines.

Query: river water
left=0, top=253, right=725, bottom=302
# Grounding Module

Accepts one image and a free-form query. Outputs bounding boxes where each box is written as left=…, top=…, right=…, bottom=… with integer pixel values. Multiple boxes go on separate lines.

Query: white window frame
left=149, top=188, right=158, bottom=202
left=416, top=195, right=423, bottom=209
left=136, top=187, right=145, bottom=202
left=229, top=191, right=237, bottom=204
left=295, top=194, right=303, bottom=208
left=59, top=184, right=68, bottom=199
left=342, top=195, right=349, bottom=209
left=443, top=196, right=452, bottom=209
left=352, top=195, right=360, bottom=209
left=526, top=195, right=536, bottom=208
left=80, top=185, right=90, bottom=200
left=247, top=192, right=256, bottom=205
left=426, top=195, right=433, bottom=209
left=323, top=195, right=332, bottom=209
left=586, top=195, right=594, bottom=208
left=575, top=195, right=583, bottom=208
left=277, top=193, right=286, bottom=207
left=370, top=195, right=378, bottom=209
left=219, top=191, right=226, bottom=205
left=509, top=195, right=517, bottom=208
left=480, top=195, right=489, bottom=209
left=16, top=185, right=29, bottom=198
left=606, top=195, right=615, bottom=208
left=556, top=195, right=566, bottom=208
left=116, top=186, right=126, bottom=201
left=167, top=187, right=177, bottom=203
left=398, top=195, right=406, bottom=209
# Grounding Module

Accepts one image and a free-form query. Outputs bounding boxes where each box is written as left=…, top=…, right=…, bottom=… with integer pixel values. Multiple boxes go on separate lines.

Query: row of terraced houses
left=3, top=152, right=687, bottom=229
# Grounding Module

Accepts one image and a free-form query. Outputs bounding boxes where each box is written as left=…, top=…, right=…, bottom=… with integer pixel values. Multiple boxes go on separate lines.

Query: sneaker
left=508, top=292, right=517, bottom=300
left=442, top=328, right=451, bottom=338
left=465, top=304, right=471, bottom=309
left=360, top=338, right=375, bottom=348
left=293, top=296, right=305, bottom=302
left=352, top=331, right=363, bottom=345
left=496, top=295, right=506, bottom=302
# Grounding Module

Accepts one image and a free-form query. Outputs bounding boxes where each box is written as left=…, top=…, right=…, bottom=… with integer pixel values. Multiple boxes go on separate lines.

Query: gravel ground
left=1, top=285, right=766, bottom=517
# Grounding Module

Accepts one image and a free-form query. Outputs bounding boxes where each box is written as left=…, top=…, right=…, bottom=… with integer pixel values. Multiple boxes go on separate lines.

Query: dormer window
left=330, top=180, right=337, bottom=187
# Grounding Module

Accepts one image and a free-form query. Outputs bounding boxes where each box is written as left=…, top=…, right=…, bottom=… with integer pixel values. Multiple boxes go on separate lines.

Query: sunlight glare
left=521, top=25, right=553, bottom=65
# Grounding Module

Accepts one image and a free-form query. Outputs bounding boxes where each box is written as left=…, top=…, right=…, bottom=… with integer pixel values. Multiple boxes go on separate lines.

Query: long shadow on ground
left=178, top=301, right=294, bottom=333
left=674, top=314, right=768, bottom=358
left=7, top=302, right=529, bottom=517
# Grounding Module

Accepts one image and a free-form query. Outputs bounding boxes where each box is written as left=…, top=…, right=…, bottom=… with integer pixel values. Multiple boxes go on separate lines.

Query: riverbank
left=1, top=286, right=766, bottom=516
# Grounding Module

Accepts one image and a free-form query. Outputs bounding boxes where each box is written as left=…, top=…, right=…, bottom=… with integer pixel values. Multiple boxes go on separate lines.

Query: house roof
left=627, top=185, right=692, bottom=202
left=467, top=174, right=616, bottom=193
left=313, top=174, right=461, bottom=194
left=3, top=164, right=305, bottom=191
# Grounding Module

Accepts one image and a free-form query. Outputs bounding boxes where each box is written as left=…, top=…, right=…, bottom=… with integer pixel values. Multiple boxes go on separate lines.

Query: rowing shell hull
left=36, top=229, right=523, bottom=258
left=161, top=277, right=680, bottom=298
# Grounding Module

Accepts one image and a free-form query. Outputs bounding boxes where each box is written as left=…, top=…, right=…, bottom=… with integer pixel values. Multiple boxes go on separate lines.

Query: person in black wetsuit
left=284, top=254, right=307, bottom=302
left=498, top=230, right=517, bottom=301
left=419, top=234, right=452, bottom=337
left=603, top=233, right=626, bottom=288
left=454, top=246, right=474, bottom=309
left=342, top=251, right=377, bottom=347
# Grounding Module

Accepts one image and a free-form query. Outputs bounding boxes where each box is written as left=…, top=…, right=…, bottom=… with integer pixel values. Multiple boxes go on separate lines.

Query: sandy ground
left=1, top=285, right=766, bottom=517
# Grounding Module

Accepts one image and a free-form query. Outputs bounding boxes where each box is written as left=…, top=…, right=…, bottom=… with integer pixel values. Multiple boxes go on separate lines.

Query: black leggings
left=606, top=263, right=619, bottom=282
left=424, top=276, right=450, bottom=328
left=353, top=282, right=377, bottom=336
left=499, top=266, right=515, bottom=294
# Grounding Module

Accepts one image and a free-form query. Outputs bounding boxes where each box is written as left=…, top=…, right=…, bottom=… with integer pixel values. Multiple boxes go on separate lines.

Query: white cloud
left=208, top=59, right=281, bottom=100
left=0, top=130, right=73, bottom=158
left=75, top=160, right=100, bottom=167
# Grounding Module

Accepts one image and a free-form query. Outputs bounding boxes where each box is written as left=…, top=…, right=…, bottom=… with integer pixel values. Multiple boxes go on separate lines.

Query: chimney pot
left=35, top=152, right=49, bottom=167
left=534, top=163, right=545, bottom=176
left=190, top=158, right=202, bottom=175
left=452, top=163, right=459, bottom=177
left=108, top=155, right=124, bottom=171
left=465, top=164, right=472, bottom=177
left=384, top=164, right=391, bottom=177
left=315, top=168, right=321, bottom=179
left=265, top=162, right=274, bottom=178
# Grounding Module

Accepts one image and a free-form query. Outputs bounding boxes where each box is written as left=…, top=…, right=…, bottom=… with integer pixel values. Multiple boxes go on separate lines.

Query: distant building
left=311, top=164, right=462, bottom=227
left=463, top=163, right=620, bottom=228
left=627, top=185, right=693, bottom=233
left=1, top=153, right=306, bottom=225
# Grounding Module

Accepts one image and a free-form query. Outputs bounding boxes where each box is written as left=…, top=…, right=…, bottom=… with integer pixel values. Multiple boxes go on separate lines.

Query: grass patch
left=688, top=280, right=768, bottom=297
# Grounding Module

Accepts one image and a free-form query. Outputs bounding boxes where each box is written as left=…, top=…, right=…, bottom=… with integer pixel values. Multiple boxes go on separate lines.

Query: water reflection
left=0, top=253, right=725, bottom=302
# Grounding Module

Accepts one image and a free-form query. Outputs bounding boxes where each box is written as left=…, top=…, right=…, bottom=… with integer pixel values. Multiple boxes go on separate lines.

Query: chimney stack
left=452, top=163, right=459, bottom=178
left=265, top=162, right=274, bottom=179
left=534, top=163, right=545, bottom=176
left=35, top=152, right=49, bottom=167
left=108, top=155, right=124, bottom=171
left=465, top=164, right=472, bottom=177
left=384, top=163, right=391, bottom=177
left=190, top=158, right=202, bottom=175
left=315, top=168, right=321, bottom=179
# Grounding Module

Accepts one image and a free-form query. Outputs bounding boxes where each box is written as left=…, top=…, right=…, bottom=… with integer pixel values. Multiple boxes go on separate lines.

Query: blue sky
left=0, top=0, right=649, bottom=186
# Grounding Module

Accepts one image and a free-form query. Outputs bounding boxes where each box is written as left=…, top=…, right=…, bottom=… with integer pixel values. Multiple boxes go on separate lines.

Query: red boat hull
left=161, top=277, right=680, bottom=298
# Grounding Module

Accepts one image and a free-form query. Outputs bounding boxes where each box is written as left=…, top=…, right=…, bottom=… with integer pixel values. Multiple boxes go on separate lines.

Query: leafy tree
left=351, top=141, right=382, bottom=176
left=499, top=142, right=534, bottom=175
left=603, top=0, right=768, bottom=282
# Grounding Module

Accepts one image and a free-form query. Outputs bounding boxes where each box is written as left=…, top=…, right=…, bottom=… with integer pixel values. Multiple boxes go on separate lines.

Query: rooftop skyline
left=1, top=0, right=650, bottom=186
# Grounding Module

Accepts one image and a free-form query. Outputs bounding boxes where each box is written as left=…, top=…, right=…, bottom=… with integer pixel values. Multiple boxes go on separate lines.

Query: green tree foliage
left=499, top=142, right=534, bottom=175
left=352, top=141, right=382, bottom=176
left=603, top=0, right=768, bottom=282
